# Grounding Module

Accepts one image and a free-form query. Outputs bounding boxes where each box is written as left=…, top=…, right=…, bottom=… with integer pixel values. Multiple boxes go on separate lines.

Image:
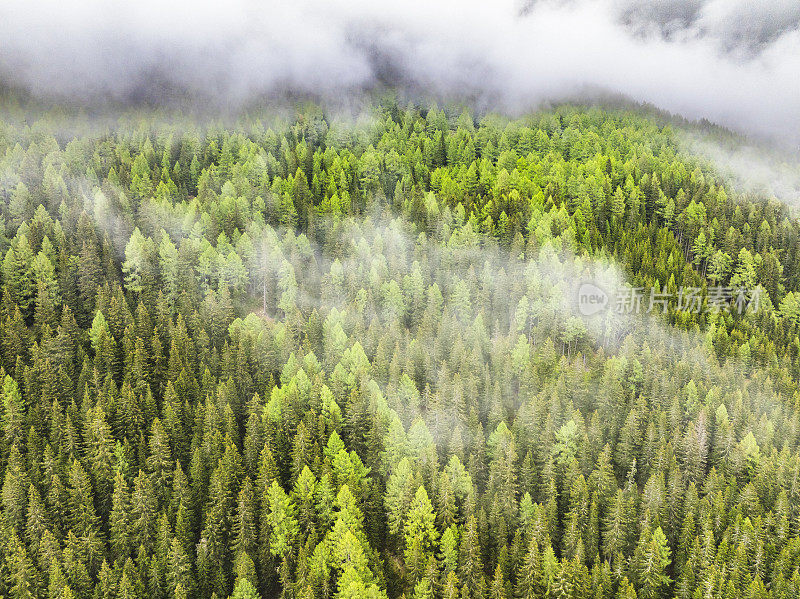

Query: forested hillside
left=1, top=99, right=800, bottom=599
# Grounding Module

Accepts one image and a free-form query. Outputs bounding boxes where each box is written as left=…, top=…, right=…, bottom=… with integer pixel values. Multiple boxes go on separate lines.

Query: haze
left=0, top=0, right=798, bottom=144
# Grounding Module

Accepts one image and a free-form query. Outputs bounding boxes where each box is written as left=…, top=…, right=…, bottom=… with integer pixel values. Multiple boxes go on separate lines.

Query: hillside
left=0, top=100, right=799, bottom=599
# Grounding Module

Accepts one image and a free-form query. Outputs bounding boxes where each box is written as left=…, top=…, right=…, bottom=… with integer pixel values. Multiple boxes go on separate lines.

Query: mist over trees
left=2, top=0, right=800, bottom=143
left=0, top=97, right=799, bottom=599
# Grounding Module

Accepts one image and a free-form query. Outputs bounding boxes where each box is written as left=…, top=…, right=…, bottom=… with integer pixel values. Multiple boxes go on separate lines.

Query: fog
left=679, top=132, right=800, bottom=208
left=0, top=0, right=798, bottom=144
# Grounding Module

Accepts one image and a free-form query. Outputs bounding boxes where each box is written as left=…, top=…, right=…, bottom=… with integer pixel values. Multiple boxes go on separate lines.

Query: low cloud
left=679, top=132, right=800, bottom=208
left=0, top=0, right=798, bottom=143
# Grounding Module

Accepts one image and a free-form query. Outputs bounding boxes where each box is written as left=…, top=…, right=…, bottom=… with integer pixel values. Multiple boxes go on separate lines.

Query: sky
left=0, top=0, right=798, bottom=144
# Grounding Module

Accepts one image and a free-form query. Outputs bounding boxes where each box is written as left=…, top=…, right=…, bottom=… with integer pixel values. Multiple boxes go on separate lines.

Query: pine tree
left=130, top=469, right=157, bottom=551
left=632, top=526, right=671, bottom=599
left=2, top=375, right=26, bottom=449
left=7, top=531, right=39, bottom=599
left=458, top=516, right=485, bottom=599
left=230, top=577, right=261, bottom=599
left=265, top=480, right=299, bottom=559
left=516, top=538, right=546, bottom=599
left=3, top=234, right=35, bottom=317
left=3, top=444, right=29, bottom=532
left=110, top=470, right=132, bottom=560
left=404, top=486, right=439, bottom=588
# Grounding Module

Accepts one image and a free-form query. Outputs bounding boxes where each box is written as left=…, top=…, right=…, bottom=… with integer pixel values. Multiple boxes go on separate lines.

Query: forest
left=0, top=97, right=800, bottom=599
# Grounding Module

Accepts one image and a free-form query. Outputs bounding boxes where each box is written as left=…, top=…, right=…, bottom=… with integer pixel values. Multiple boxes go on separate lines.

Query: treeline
left=0, top=99, right=798, bottom=599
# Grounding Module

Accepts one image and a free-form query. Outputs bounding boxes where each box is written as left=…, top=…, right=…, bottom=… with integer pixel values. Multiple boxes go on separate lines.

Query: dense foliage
left=0, top=99, right=800, bottom=599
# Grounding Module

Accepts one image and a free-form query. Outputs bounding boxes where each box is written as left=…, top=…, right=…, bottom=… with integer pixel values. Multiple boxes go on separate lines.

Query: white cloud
left=0, top=0, right=798, bottom=142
